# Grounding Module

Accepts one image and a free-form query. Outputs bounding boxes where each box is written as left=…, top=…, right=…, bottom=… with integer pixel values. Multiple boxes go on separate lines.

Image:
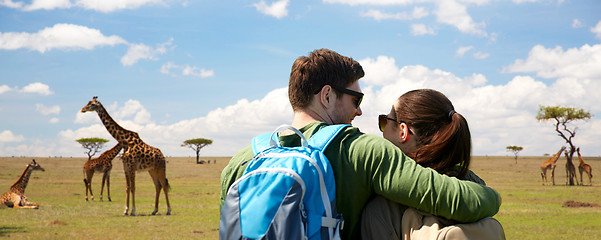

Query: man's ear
left=319, top=85, right=335, bottom=108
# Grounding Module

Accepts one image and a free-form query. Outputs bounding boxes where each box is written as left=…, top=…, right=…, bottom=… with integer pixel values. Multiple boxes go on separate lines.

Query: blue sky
left=1, top=0, right=600, bottom=158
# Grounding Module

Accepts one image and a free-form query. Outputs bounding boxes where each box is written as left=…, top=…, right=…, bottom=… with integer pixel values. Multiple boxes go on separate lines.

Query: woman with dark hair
left=380, top=88, right=484, bottom=184
left=362, top=89, right=504, bottom=240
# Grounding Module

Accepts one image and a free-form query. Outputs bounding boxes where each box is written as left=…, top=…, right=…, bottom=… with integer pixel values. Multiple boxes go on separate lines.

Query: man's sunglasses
left=330, top=85, right=363, bottom=108
left=378, top=114, right=413, bottom=134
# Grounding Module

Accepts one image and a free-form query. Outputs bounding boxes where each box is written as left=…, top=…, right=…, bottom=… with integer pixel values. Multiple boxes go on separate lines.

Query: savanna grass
left=1, top=155, right=600, bottom=239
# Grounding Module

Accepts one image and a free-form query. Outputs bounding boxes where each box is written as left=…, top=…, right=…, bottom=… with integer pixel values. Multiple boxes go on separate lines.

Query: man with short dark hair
left=220, top=48, right=501, bottom=239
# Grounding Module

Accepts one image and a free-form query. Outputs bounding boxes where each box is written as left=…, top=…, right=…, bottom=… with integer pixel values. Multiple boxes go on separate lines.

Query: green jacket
left=220, top=122, right=500, bottom=239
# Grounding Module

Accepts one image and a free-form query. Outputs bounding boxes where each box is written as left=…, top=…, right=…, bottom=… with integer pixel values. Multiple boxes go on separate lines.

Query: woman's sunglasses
left=378, top=114, right=413, bottom=134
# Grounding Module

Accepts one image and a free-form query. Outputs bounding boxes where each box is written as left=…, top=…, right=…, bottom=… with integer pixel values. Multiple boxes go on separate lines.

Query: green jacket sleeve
left=350, top=134, right=500, bottom=222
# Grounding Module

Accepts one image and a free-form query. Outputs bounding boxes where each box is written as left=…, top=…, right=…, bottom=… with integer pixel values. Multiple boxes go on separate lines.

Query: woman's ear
left=398, top=123, right=411, bottom=143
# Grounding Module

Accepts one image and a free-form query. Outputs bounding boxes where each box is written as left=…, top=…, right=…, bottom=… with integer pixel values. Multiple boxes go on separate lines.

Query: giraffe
left=83, top=143, right=123, bottom=202
left=540, top=146, right=565, bottom=185
left=564, top=149, right=577, bottom=185
left=81, top=96, right=171, bottom=216
left=576, top=147, right=593, bottom=186
left=1, top=159, right=45, bottom=209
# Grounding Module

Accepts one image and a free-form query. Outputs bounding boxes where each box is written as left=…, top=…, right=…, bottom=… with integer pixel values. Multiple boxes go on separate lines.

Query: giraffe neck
left=577, top=152, right=585, bottom=165
left=10, top=165, right=33, bottom=195
left=552, top=149, right=564, bottom=163
left=95, top=103, right=139, bottom=145
left=98, top=144, right=122, bottom=162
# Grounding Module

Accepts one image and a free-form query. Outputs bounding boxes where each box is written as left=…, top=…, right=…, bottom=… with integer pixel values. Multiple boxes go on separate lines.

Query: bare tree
left=182, top=138, right=213, bottom=164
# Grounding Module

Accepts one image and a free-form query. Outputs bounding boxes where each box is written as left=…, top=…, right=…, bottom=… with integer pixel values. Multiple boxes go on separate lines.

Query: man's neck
left=291, top=109, right=329, bottom=130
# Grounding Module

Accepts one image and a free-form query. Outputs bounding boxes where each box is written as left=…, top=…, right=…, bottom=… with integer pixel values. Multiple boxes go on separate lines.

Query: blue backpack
left=220, top=124, right=347, bottom=240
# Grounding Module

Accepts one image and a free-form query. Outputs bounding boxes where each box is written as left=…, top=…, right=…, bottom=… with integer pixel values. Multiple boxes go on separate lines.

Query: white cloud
left=49, top=118, right=60, bottom=124
left=20, top=82, right=54, bottom=95
left=160, top=62, right=215, bottom=78
left=327, top=0, right=489, bottom=37
left=473, top=51, right=489, bottom=59
left=456, top=46, right=473, bottom=57
left=571, top=18, right=582, bottom=28
left=63, top=88, right=293, bottom=157
left=434, top=0, right=486, bottom=37
left=361, top=7, right=429, bottom=21
left=22, top=0, right=71, bottom=11
left=253, top=0, right=289, bottom=19
left=503, top=44, right=601, bottom=79
left=0, top=130, right=25, bottom=142
left=591, top=21, right=601, bottom=40
left=4, top=0, right=164, bottom=12
left=75, top=0, right=164, bottom=13
left=36, top=104, right=61, bottom=115
left=0, top=85, right=14, bottom=94
left=0, top=23, right=127, bottom=53
left=410, top=23, right=435, bottom=35
left=121, top=38, right=173, bottom=66
left=0, top=0, right=23, bottom=8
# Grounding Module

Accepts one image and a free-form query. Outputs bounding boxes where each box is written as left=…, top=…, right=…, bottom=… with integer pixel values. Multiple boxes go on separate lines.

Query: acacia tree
left=506, top=145, right=523, bottom=164
left=536, top=105, right=591, bottom=185
left=76, top=137, right=110, bottom=160
left=182, top=138, right=213, bottom=164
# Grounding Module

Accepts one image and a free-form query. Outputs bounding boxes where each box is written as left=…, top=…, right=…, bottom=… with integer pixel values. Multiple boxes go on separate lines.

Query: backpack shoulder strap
left=307, top=124, right=350, bottom=151
left=251, top=132, right=273, bottom=155
left=251, top=124, right=309, bottom=155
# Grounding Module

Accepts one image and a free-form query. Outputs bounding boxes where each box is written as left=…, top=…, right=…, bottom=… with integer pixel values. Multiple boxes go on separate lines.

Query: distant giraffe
left=564, top=149, right=577, bottom=185
left=541, top=146, right=565, bottom=185
left=1, top=160, right=45, bottom=209
left=83, top=143, right=123, bottom=202
left=576, top=147, right=593, bottom=186
left=81, top=96, right=171, bottom=216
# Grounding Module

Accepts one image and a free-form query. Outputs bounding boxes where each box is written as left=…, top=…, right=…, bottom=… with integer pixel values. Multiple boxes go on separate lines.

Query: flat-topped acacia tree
left=181, top=138, right=213, bottom=164
left=76, top=137, right=110, bottom=160
left=536, top=105, right=591, bottom=185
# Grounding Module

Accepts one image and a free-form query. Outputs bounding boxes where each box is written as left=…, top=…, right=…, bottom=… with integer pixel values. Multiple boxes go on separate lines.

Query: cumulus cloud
left=121, top=38, right=173, bottom=66
left=65, top=88, right=293, bottom=156
left=456, top=46, right=473, bottom=57
left=434, top=0, right=486, bottom=36
left=253, top=0, right=289, bottom=19
left=160, top=62, right=215, bottom=78
left=3, top=0, right=164, bottom=12
left=0, top=23, right=127, bottom=53
left=0, top=85, right=14, bottom=94
left=571, top=19, right=583, bottom=28
left=20, top=82, right=54, bottom=95
left=327, top=0, right=488, bottom=37
left=592, top=21, right=601, bottom=40
left=473, top=51, right=489, bottom=59
left=36, top=104, right=61, bottom=115
left=503, top=44, right=601, bottom=79
left=0, top=130, right=25, bottom=142
left=361, top=7, right=429, bottom=21
left=411, top=23, right=435, bottom=35
left=22, top=0, right=71, bottom=11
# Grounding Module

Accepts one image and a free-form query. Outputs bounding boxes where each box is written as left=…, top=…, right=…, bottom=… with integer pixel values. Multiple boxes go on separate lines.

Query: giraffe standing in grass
left=540, top=146, right=565, bottom=185
left=81, top=96, right=171, bottom=216
left=576, top=147, right=593, bottom=186
left=1, top=160, right=45, bottom=209
left=83, top=143, right=123, bottom=202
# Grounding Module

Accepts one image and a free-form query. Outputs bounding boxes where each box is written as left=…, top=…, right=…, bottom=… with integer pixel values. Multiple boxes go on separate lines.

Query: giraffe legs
left=84, top=171, right=94, bottom=201
left=149, top=168, right=171, bottom=215
left=100, top=171, right=111, bottom=201
left=124, top=170, right=136, bottom=216
left=551, top=166, right=556, bottom=186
